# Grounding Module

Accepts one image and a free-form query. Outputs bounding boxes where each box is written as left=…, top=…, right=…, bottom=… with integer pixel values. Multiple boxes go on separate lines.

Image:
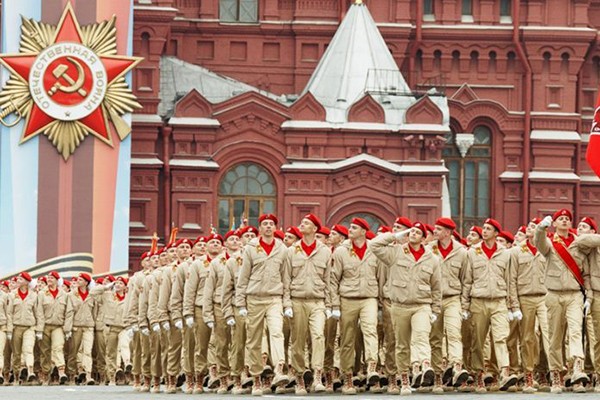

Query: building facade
left=129, top=0, right=600, bottom=268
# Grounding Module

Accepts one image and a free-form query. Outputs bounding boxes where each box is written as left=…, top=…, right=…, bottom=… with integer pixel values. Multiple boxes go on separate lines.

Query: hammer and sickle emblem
left=47, top=57, right=87, bottom=97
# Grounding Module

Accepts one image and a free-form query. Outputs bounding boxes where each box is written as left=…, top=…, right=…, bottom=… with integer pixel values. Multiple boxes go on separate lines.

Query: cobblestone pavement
left=0, top=385, right=598, bottom=399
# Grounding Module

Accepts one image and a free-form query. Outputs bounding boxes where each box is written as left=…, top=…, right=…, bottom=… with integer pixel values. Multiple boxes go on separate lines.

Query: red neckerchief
left=301, top=240, right=316, bottom=257
left=78, top=288, right=89, bottom=302
left=409, top=245, right=425, bottom=262
left=481, top=242, right=497, bottom=260
left=17, top=288, right=28, bottom=301
left=259, top=238, right=275, bottom=256
left=49, top=288, right=59, bottom=299
left=526, top=240, right=537, bottom=256
left=206, top=255, right=212, bottom=263
left=225, top=253, right=231, bottom=260
left=558, top=233, right=575, bottom=247
left=352, top=241, right=367, bottom=260
left=438, top=241, right=453, bottom=260
left=116, top=293, right=125, bottom=302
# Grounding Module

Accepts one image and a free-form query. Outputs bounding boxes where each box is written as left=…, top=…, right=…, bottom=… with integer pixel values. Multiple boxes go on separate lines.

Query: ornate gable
left=290, top=92, right=326, bottom=121
left=347, top=94, right=385, bottom=123
left=405, top=96, right=444, bottom=125
left=173, top=89, right=213, bottom=118
left=451, top=83, right=479, bottom=104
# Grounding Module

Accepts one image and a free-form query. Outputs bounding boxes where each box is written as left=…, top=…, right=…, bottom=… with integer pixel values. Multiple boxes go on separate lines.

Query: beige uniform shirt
left=0, top=291, right=8, bottom=329
left=221, top=253, right=244, bottom=320
left=168, top=258, right=192, bottom=323
left=508, top=240, right=548, bottom=309
left=371, top=233, right=442, bottom=315
left=38, top=287, right=68, bottom=327
left=91, top=285, right=128, bottom=328
left=282, top=239, right=332, bottom=309
left=203, top=253, right=236, bottom=323
left=428, top=239, right=468, bottom=298
left=123, top=270, right=147, bottom=327
left=147, top=267, right=165, bottom=326
left=183, top=255, right=212, bottom=319
left=64, top=288, right=97, bottom=331
left=7, top=289, right=44, bottom=332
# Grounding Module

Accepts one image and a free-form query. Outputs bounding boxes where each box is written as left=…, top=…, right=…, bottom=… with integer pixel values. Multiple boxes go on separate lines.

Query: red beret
left=1, top=281, right=9, bottom=288
left=38, top=276, right=47, bottom=284
left=224, top=230, right=240, bottom=240
left=63, top=280, right=71, bottom=287
left=246, top=226, right=259, bottom=235
left=518, top=225, right=527, bottom=234
left=140, top=251, right=151, bottom=261
left=258, top=214, right=278, bottom=225
left=194, top=236, right=206, bottom=245
left=377, top=225, right=392, bottom=233
left=413, top=222, right=427, bottom=237
left=286, top=226, right=303, bottom=239
left=19, top=272, right=32, bottom=282
left=553, top=209, right=572, bottom=221
left=365, top=231, right=376, bottom=240
left=303, top=213, right=322, bottom=230
left=499, top=230, right=515, bottom=243
left=78, top=273, right=92, bottom=283
left=48, top=271, right=60, bottom=280
left=317, top=226, right=331, bottom=236
left=175, top=238, right=194, bottom=247
left=274, top=230, right=285, bottom=240
left=581, top=217, right=598, bottom=232
left=470, top=226, right=483, bottom=238
left=435, top=217, right=456, bottom=231
left=116, top=276, right=128, bottom=286
left=425, top=224, right=434, bottom=234
left=11, top=276, right=17, bottom=282
left=332, top=224, right=349, bottom=238
left=351, top=217, right=370, bottom=231
left=95, top=278, right=105, bottom=285
left=394, top=216, right=413, bottom=228
left=206, top=234, right=224, bottom=244
left=106, top=275, right=116, bottom=283
left=530, top=217, right=541, bottom=225
left=484, top=218, right=502, bottom=232
left=156, top=247, right=166, bottom=255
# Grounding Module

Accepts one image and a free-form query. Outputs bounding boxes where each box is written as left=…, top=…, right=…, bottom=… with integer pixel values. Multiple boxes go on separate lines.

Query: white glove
left=584, top=300, right=592, bottom=316
left=151, top=323, right=160, bottom=333
left=540, top=215, right=553, bottom=228
left=331, top=310, right=341, bottom=319
left=461, top=311, right=470, bottom=321
left=507, top=311, right=514, bottom=321
left=239, top=308, right=248, bottom=317
left=394, top=228, right=412, bottom=240
left=132, top=324, right=139, bottom=333
left=174, top=319, right=183, bottom=330
left=226, top=317, right=236, bottom=327
left=141, top=327, right=150, bottom=336
left=325, top=309, right=332, bottom=319
left=430, top=313, right=438, bottom=324
left=185, top=316, right=194, bottom=328
left=36, top=332, right=43, bottom=341
left=207, top=321, right=214, bottom=329
left=284, top=308, right=293, bottom=318
left=6, top=332, right=12, bottom=341
left=161, top=321, right=170, bottom=331
left=377, top=309, right=383, bottom=322
left=512, top=309, right=523, bottom=321
left=126, top=328, right=134, bottom=340
left=64, top=331, right=71, bottom=341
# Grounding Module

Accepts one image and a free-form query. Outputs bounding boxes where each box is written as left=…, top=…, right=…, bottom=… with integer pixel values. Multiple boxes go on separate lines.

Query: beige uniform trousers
left=92, top=330, right=106, bottom=376
left=149, top=329, right=162, bottom=378
left=193, top=306, right=212, bottom=375
left=461, top=319, right=473, bottom=371
left=131, top=331, right=142, bottom=376
left=160, top=330, right=168, bottom=377
left=469, top=298, right=510, bottom=372
left=339, top=297, right=378, bottom=374
left=68, top=327, right=94, bottom=374
left=105, top=326, right=129, bottom=379
left=183, top=326, right=195, bottom=376
left=12, top=326, right=35, bottom=370
left=392, top=303, right=432, bottom=372
left=290, top=299, right=325, bottom=372
left=230, top=307, right=247, bottom=377
left=519, top=295, right=550, bottom=372
left=140, top=332, right=151, bottom=377
left=546, top=290, right=584, bottom=371
left=212, top=305, right=230, bottom=378
left=0, top=330, right=5, bottom=372
left=591, top=298, right=600, bottom=374
left=430, top=295, right=462, bottom=373
left=382, top=299, right=396, bottom=376
left=39, top=325, right=65, bottom=375
left=323, top=318, right=338, bottom=372
left=507, top=320, right=520, bottom=374
left=166, top=326, right=182, bottom=377
left=245, top=296, right=285, bottom=376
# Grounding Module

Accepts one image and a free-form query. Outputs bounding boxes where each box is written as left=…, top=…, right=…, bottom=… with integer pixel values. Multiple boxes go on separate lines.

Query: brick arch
left=173, top=89, right=212, bottom=118
left=327, top=197, right=396, bottom=226
left=448, top=98, right=511, bottom=133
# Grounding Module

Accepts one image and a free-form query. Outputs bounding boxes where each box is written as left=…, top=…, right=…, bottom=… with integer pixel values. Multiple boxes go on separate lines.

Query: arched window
left=443, top=126, right=492, bottom=234
left=340, top=213, right=383, bottom=233
left=218, top=163, right=276, bottom=234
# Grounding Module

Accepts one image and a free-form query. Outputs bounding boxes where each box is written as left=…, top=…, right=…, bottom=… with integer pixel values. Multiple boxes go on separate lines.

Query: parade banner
left=0, top=0, right=140, bottom=278
left=589, top=92, right=600, bottom=177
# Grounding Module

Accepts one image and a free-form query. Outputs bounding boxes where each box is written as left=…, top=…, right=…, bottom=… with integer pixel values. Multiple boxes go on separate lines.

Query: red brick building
left=129, top=0, right=600, bottom=266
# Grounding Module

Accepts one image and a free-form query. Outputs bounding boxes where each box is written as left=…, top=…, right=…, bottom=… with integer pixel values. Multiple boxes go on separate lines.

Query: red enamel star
left=0, top=3, right=141, bottom=148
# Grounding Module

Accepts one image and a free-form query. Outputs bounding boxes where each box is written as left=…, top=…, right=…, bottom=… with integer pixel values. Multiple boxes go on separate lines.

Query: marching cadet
left=428, top=218, right=469, bottom=391
left=92, top=277, right=110, bottom=385
left=0, top=280, right=8, bottom=385
left=7, top=272, right=43, bottom=384
left=240, top=226, right=258, bottom=246
left=125, top=252, right=153, bottom=390
left=37, top=271, right=68, bottom=385
left=235, top=213, right=290, bottom=395
left=160, top=238, right=193, bottom=394
left=183, top=234, right=223, bottom=393
left=282, top=214, right=332, bottom=394
left=509, top=217, right=550, bottom=393
left=138, top=250, right=160, bottom=393
left=514, top=226, right=527, bottom=244
left=91, top=277, right=131, bottom=386
left=64, top=273, right=97, bottom=385
left=535, top=210, right=590, bottom=393
left=316, top=226, right=331, bottom=246
left=204, top=230, right=241, bottom=393
left=330, top=217, right=380, bottom=395
left=156, top=247, right=172, bottom=383
left=371, top=222, right=442, bottom=395
left=466, top=226, right=483, bottom=247
left=461, top=218, right=518, bottom=393
left=283, top=226, right=302, bottom=248
left=192, top=236, right=207, bottom=258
